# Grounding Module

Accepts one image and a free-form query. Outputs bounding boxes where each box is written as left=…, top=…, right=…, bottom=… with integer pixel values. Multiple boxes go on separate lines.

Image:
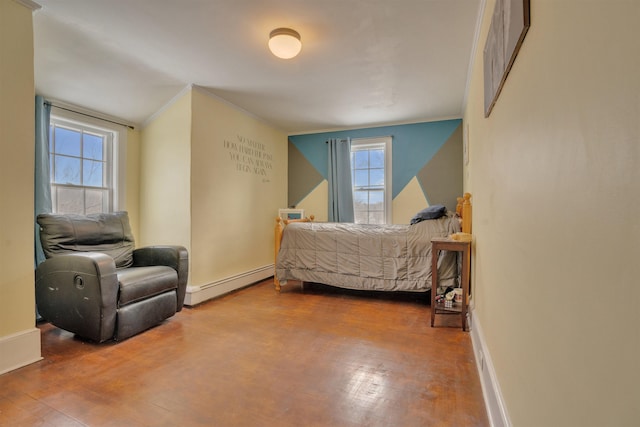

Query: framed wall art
left=278, top=208, right=305, bottom=222
left=483, top=0, right=531, bottom=117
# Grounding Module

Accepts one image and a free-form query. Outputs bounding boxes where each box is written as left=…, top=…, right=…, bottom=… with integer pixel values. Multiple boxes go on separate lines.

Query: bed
left=274, top=193, right=472, bottom=294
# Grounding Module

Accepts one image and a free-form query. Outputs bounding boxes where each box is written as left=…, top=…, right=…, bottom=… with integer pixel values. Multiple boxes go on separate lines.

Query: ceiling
left=33, top=0, right=482, bottom=134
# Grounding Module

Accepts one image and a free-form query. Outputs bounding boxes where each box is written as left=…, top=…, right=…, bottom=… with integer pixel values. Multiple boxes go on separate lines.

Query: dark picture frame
left=483, top=0, right=531, bottom=117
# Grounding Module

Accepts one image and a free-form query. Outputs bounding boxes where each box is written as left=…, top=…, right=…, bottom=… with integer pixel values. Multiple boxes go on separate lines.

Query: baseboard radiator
left=183, top=264, right=273, bottom=306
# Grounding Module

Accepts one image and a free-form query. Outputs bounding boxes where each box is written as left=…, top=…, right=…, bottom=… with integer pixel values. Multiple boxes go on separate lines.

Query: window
left=351, top=136, right=392, bottom=224
left=48, top=112, right=125, bottom=215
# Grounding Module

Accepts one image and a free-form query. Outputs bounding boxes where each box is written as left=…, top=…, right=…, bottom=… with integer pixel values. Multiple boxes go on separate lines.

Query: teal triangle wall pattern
left=288, top=140, right=324, bottom=207
left=288, top=119, right=462, bottom=200
left=416, top=122, right=463, bottom=209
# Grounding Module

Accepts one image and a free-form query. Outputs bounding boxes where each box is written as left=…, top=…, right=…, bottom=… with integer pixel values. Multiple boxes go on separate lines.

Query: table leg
left=431, top=247, right=439, bottom=327
left=461, top=245, right=470, bottom=331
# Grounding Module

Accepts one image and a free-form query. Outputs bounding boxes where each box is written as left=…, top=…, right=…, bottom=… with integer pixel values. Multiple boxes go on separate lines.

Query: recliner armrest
left=132, top=246, right=189, bottom=310
left=35, top=252, right=119, bottom=342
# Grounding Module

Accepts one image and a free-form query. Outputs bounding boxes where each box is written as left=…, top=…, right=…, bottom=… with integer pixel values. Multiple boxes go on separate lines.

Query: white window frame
left=351, top=136, right=392, bottom=224
left=49, top=107, right=127, bottom=214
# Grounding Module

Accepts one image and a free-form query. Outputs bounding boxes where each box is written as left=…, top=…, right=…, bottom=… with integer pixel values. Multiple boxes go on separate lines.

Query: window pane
left=354, top=170, right=368, bottom=187
left=54, top=127, right=81, bottom=156
left=353, top=151, right=369, bottom=169
left=54, top=155, right=81, bottom=185
left=49, top=116, right=115, bottom=215
left=369, top=169, right=384, bottom=187
left=84, top=134, right=104, bottom=160
left=85, top=189, right=105, bottom=214
left=55, top=186, right=84, bottom=215
left=354, top=211, right=368, bottom=224
left=370, top=149, right=384, bottom=168
left=83, top=160, right=103, bottom=187
left=369, top=190, right=384, bottom=205
left=350, top=139, right=391, bottom=225
left=354, top=190, right=368, bottom=205
left=369, top=211, right=385, bottom=224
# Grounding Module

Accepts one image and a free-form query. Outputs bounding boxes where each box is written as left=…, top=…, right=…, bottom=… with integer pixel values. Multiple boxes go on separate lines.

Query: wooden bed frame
left=274, top=193, right=472, bottom=291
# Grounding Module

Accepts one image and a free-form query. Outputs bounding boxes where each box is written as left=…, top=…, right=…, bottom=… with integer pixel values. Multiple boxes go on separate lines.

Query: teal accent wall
left=288, top=119, right=461, bottom=199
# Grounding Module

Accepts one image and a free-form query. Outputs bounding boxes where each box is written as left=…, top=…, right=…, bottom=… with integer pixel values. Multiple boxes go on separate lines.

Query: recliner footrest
left=115, top=292, right=177, bottom=341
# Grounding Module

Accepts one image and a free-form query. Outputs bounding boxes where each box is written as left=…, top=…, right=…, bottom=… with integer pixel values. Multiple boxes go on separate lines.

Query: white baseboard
left=184, top=264, right=274, bottom=306
left=0, top=327, right=42, bottom=375
left=470, top=309, right=512, bottom=427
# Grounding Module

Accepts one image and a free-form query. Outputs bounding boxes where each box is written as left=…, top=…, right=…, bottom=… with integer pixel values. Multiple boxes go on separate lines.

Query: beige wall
left=0, top=0, right=35, bottom=335
left=392, top=177, right=428, bottom=224
left=139, top=90, right=192, bottom=250
left=464, top=1, right=639, bottom=425
left=139, top=87, right=288, bottom=292
left=0, top=0, right=41, bottom=370
left=190, top=88, right=287, bottom=285
left=296, top=181, right=329, bottom=222
left=125, top=128, right=141, bottom=240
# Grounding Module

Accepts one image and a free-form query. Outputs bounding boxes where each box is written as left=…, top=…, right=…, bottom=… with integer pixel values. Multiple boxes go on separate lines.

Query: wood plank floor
left=0, top=279, right=489, bottom=426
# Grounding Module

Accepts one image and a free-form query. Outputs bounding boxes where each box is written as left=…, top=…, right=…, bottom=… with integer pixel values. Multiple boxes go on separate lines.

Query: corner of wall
left=0, top=0, right=43, bottom=373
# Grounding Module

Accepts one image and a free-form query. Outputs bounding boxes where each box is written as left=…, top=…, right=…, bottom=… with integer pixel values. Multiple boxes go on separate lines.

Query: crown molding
left=461, top=0, right=487, bottom=114
left=142, top=83, right=287, bottom=132
left=192, top=85, right=287, bottom=132
left=287, top=115, right=463, bottom=136
left=13, top=0, right=41, bottom=11
left=140, top=84, right=193, bottom=129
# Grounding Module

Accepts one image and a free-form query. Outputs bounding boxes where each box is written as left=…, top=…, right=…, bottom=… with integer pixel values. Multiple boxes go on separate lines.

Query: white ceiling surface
left=33, top=0, right=482, bottom=133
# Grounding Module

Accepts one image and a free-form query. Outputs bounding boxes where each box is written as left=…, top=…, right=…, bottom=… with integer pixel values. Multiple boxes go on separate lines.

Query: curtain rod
left=325, top=135, right=394, bottom=143
left=45, top=102, right=135, bottom=130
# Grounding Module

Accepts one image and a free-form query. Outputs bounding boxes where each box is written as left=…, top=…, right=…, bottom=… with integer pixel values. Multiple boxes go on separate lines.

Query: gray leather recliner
left=35, top=211, right=188, bottom=342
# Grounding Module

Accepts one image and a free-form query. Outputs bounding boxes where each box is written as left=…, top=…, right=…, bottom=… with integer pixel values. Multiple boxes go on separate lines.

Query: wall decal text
left=224, top=135, right=273, bottom=181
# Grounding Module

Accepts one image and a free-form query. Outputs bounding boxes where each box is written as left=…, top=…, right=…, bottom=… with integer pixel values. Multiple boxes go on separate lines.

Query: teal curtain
left=35, top=95, right=52, bottom=266
left=327, top=138, right=354, bottom=222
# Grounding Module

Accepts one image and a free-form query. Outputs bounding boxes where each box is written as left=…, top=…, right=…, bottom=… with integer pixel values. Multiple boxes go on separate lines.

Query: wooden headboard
left=456, top=192, right=473, bottom=234
left=274, top=215, right=314, bottom=291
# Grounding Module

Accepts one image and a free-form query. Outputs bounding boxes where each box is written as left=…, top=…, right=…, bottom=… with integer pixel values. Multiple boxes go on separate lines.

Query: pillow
left=410, top=204, right=447, bottom=225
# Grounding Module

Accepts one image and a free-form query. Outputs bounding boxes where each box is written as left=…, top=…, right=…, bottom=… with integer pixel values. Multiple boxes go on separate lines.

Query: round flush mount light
left=268, top=28, right=302, bottom=59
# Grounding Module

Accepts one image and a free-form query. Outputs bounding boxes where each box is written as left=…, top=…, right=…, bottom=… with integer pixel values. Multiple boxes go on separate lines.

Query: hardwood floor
left=0, top=279, right=489, bottom=426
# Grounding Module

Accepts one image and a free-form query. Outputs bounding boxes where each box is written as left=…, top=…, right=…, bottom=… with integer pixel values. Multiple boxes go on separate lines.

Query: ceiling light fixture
left=268, top=28, right=302, bottom=59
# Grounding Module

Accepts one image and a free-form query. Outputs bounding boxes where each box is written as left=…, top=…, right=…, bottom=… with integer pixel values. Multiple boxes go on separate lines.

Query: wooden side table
left=430, top=237, right=471, bottom=331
